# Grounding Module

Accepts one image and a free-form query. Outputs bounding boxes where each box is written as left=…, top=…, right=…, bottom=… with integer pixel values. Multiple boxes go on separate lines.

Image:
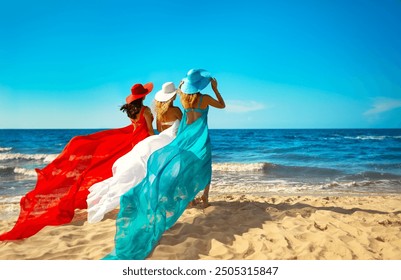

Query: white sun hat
left=154, top=82, right=177, bottom=102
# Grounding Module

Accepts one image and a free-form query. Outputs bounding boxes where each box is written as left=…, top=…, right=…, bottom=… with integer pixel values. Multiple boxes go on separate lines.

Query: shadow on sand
left=151, top=197, right=401, bottom=259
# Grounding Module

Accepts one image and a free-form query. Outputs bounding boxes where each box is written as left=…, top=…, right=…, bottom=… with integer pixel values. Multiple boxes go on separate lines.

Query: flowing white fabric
left=86, top=120, right=180, bottom=223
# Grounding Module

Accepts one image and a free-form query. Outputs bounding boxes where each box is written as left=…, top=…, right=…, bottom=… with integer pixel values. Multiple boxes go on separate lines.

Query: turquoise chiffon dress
left=104, top=96, right=212, bottom=259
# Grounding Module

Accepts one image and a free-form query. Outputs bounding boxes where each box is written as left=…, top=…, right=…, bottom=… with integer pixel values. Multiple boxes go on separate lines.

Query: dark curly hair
left=120, top=98, right=143, bottom=119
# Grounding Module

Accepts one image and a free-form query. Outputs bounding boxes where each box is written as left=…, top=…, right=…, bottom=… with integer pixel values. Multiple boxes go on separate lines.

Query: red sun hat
left=126, top=82, right=154, bottom=104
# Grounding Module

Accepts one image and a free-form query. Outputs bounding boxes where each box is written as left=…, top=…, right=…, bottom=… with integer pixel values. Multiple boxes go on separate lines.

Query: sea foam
left=0, top=153, right=57, bottom=161
left=14, top=167, right=37, bottom=177
left=212, top=162, right=272, bottom=172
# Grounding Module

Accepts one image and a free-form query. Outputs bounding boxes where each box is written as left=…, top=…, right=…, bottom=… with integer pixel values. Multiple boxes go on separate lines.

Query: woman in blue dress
left=104, top=69, right=225, bottom=260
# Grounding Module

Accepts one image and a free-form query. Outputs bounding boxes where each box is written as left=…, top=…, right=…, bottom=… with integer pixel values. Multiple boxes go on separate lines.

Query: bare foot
left=187, top=200, right=196, bottom=208
left=187, top=197, right=201, bottom=208
left=201, top=195, right=211, bottom=208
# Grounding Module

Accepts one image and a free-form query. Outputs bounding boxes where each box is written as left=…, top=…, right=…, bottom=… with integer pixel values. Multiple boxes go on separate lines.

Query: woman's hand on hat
left=178, top=80, right=184, bottom=89
left=211, top=77, right=218, bottom=90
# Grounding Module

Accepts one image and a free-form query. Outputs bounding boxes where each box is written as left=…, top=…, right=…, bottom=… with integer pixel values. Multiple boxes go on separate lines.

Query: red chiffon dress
left=0, top=107, right=150, bottom=241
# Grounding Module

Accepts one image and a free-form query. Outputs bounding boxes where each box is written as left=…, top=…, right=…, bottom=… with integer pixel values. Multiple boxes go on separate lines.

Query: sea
left=1, top=128, right=401, bottom=199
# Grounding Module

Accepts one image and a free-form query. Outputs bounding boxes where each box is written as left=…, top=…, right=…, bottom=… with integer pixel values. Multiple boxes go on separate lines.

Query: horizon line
left=1, top=127, right=401, bottom=130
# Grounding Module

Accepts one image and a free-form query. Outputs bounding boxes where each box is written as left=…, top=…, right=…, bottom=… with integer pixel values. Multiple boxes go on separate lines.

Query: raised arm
left=202, top=78, right=225, bottom=109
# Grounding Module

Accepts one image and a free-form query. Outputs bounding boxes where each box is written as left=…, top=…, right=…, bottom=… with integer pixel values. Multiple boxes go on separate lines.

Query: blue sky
left=1, top=0, right=401, bottom=129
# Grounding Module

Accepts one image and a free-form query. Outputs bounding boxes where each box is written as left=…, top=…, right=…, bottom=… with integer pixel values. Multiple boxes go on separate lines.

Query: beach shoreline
left=1, top=193, right=400, bottom=260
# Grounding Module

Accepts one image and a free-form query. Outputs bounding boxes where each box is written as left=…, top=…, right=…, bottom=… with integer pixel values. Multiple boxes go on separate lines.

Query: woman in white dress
left=86, top=82, right=182, bottom=223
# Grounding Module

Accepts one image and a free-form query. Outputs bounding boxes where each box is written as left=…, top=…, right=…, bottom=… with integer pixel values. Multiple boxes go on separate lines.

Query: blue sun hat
left=180, top=69, right=212, bottom=94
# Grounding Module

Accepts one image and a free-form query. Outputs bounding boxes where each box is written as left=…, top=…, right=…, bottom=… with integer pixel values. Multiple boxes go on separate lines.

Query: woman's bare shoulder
left=175, top=107, right=183, bottom=119
left=143, top=106, right=153, bottom=116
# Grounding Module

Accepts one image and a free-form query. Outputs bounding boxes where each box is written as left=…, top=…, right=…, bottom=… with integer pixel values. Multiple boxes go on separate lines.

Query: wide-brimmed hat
left=155, top=82, right=177, bottom=102
left=126, top=82, right=154, bottom=104
left=180, top=69, right=212, bottom=94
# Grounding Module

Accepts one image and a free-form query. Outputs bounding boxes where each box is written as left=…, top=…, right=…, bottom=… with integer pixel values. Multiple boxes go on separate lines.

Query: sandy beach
left=0, top=193, right=400, bottom=260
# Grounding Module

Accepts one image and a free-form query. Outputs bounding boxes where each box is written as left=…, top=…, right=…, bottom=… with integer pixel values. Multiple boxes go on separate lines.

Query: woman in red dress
left=0, top=83, right=155, bottom=241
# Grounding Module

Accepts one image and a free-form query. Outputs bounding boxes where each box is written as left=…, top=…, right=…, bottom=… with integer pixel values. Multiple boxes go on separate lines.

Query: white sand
left=1, top=194, right=401, bottom=260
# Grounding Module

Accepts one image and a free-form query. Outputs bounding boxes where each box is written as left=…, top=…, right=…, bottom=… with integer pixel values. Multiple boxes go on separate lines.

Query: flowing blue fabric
left=104, top=101, right=211, bottom=260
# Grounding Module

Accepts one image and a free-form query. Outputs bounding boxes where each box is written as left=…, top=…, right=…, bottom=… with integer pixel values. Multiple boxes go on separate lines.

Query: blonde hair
left=179, top=89, right=199, bottom=108
left=154, top=99, right=174, bottom=121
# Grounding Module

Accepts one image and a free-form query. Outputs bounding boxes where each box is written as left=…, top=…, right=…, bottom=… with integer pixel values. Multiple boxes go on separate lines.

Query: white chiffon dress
left=86, top=120, right=180, bottom=223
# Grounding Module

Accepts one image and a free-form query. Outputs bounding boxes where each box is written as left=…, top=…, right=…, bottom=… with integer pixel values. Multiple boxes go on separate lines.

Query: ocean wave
left=340, top=171, right=401, bottom=180
left=0, top=195, right=22, bottom=220
left=211, top=178, right=401, bottom=195
left=271, top=164, right=344, bottom=177
left=0, top=195, right=22, bottom=204
left=0, top=166, right=15, bottom=177
left=0, top=153, right=57, bottom=162
left=14, top=167, right=37, bottom=177
left=0, top=166, right=37, bottom=177
left=44, top=154, right=58, bottom=162
left=212, top=162, right=273, bottom=172
left=211, top=162, right=344, bottom=179
left=344, top=135, right=401, bottom=141
left=0, top=147, right=12, bottom=152
left=320, top=179, right=401, bottom=193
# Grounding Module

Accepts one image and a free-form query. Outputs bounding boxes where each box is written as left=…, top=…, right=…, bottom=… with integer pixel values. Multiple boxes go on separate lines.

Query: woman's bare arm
left=156, top=120, right=162, bottom=133
left=144, top=107, right=155, bottom=135
left=202, top=78, right=225, bottom=109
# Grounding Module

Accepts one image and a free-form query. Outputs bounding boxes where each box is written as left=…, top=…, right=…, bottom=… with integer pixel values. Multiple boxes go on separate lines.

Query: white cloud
left=225, top=100, right=266, bottom=113
left=364, top=98, right=401, bottom=116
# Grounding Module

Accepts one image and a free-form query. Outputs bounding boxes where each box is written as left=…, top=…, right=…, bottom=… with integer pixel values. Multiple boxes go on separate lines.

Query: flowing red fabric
left=0, top=118, right=150, bottom=241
